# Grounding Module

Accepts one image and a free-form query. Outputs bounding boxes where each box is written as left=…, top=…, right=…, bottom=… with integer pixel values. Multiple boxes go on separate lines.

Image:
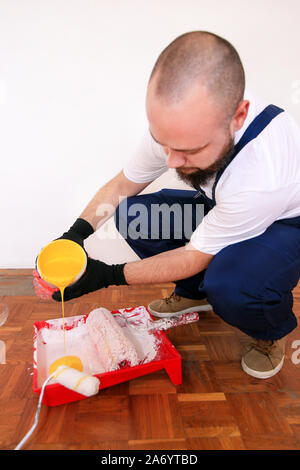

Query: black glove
left=57, top=218, right=94, bottom=247
left=52, top=257, right=128, bottom=301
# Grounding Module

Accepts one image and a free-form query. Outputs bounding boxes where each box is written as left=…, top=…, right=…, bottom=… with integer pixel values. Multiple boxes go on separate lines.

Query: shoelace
left=163, top=292, right=182, bottom=304
left=249, top=339, right=275, bottom=356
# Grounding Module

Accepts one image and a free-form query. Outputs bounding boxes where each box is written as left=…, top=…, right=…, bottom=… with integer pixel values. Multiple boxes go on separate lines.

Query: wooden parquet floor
left=1, top=269, right=300, bottom=450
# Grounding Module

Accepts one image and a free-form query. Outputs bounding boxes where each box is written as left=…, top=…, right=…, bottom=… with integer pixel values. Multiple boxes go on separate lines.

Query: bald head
left=149, top=31, right=245, bottom=123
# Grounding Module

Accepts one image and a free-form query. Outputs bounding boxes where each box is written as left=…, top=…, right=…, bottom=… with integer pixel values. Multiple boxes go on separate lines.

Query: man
left=47, top=31, right=300, bottom=379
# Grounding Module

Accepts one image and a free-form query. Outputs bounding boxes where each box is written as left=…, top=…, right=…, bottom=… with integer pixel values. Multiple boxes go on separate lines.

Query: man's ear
left=230, top=100, right=250, bottom=134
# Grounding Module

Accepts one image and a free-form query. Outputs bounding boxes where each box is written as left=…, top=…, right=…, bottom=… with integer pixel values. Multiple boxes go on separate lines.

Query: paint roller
left=86, top=307, right=139, bottom=371
left=51, top=365, right=100, bottom=396
left=14, top=366, right=100, bottom=450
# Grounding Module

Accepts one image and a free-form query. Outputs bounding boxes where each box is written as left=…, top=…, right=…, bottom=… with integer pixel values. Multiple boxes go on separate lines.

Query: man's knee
left=202, top=242, right=295, bottom=332
left=115, top=195, right=144, bottom=238
left=114, top=190, right=181, bottom=241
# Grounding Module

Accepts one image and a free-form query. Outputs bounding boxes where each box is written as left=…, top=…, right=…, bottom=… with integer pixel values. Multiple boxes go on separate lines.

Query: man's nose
left=164, top=148, right=186, bottom=168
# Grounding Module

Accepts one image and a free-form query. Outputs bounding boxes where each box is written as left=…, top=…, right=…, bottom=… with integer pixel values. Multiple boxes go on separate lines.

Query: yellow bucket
left=37, top=239, right=87, bottom=289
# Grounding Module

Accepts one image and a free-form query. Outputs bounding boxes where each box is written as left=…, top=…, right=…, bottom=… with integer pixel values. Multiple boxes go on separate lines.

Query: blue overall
left=115, top=105, right=300, bottom=340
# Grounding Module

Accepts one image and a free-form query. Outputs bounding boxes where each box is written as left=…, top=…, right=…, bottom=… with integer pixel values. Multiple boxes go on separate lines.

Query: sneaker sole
left=241, top=355, right=285, bottom=379
left=147, top=303, right=213, bottom=318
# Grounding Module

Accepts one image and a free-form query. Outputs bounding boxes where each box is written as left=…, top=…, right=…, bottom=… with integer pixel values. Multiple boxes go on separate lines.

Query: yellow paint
left=37, top=239, right=86, bottom=290
left=37, top=239, right=87, bottom=375
left=40, top=258, right=84, bottom=288
left=49, top=355, right=83, bottom=375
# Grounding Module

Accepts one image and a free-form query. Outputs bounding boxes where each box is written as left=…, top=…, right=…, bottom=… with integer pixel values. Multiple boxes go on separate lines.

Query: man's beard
left=176, top=136, right=235, bottom=188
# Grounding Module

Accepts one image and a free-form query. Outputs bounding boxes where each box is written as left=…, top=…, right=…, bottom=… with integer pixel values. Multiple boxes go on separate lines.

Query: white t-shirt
left=123, top=89, right=300, bottom=255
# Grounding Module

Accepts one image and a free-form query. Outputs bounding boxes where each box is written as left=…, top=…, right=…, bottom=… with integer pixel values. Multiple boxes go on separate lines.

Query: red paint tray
left=33, top=306, right=182, bottom=406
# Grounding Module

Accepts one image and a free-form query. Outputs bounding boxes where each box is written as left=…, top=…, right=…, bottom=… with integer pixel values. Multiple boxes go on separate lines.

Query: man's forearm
left=79, top=176, right=122, bottom=231
left=123, top=243, right=214, bottom=285
left=80, top=170, right=151, bottom=231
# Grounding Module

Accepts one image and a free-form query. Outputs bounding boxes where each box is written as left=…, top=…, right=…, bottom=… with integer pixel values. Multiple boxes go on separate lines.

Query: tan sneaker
left=148, top=291, right=213, bottom=318
left=241, top=337, right=286, bottom=379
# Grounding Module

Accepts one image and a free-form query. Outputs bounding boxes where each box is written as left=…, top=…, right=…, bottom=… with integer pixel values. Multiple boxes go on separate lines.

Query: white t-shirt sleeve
left=123, top=130, right=168, bottom=183
left=190, top=187, right=292, bottom=255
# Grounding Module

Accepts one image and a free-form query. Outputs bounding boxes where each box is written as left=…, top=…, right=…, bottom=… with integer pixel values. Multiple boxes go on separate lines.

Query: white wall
left=1, top=0, right=300, bottom=268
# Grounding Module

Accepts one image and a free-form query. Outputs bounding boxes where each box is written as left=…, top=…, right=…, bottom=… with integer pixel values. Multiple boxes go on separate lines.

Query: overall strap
left=211, top=104, right=284, bottom=203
